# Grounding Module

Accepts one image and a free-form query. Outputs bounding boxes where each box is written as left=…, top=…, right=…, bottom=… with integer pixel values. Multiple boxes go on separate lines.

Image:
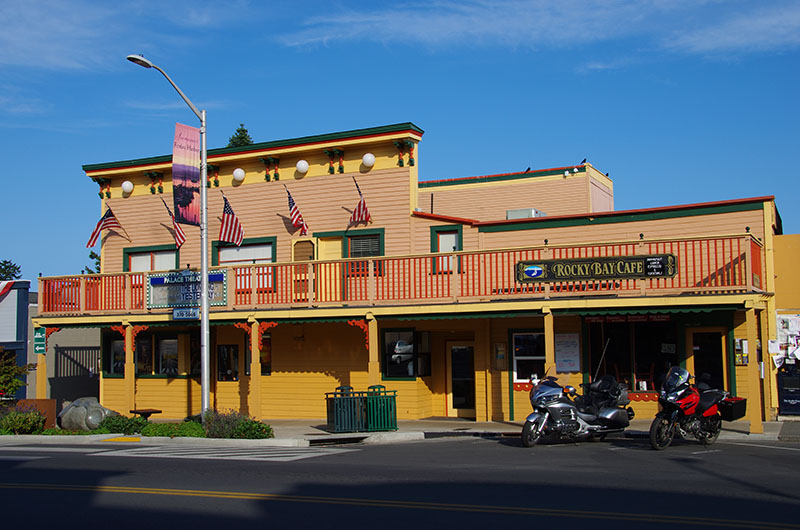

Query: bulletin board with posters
left=773, top=314, right=800, bottom=369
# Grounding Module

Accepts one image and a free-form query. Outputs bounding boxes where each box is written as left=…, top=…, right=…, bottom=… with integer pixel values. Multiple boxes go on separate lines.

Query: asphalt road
left=1, top=434, right=799, bottom=530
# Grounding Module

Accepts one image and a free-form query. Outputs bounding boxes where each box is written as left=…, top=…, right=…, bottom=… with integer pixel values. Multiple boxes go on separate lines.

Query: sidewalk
left=0, top=418, right=789, bottom=447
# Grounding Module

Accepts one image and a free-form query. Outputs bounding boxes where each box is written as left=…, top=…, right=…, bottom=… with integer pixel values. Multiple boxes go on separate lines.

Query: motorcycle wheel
left=649, top=417, right=674, bottom=450
left=699, top=415, right=722, bottom=446
left=521, top=420, right=542, bottom=447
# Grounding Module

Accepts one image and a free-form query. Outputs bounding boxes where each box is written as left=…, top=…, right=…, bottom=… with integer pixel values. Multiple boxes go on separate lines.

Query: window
left=130, top=250, right=176, bottom=272
left=513, top=332, right=545, bottom=382
left=244, top=332, right=272, bottom=376
left=218, top=243, right=273, bottom=265
left=383, top=329, right=431, bottom=378
left=104, top=338, right=125, bottom=375
left=156, top=337, right=178, bottom=375
left=347, top=233, right=381, bottom=276
left=217, top=344, right=239, bottom=381
left=430, top=225, right=463, bottom=273
left=136, top=333, right=153, bottom=374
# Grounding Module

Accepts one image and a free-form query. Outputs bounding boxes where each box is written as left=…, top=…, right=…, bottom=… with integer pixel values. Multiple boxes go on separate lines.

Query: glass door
left=446, top=342, right=475, bottom=418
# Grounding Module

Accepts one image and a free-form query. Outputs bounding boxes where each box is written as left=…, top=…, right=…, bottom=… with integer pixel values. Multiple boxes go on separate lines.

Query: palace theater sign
left=516, top=254, right=677, bottom=283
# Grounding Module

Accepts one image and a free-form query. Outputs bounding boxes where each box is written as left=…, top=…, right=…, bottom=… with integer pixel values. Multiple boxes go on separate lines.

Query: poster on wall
left=555, top=333, right=581, bottom=373
left=775, top=314, right=800, bottom=366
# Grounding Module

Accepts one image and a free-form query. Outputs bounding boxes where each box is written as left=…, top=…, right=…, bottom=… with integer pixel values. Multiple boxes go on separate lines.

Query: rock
left=57, top=397, right=119, bottom=431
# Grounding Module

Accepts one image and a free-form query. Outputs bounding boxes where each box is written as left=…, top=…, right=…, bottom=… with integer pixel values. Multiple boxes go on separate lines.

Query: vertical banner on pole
left=172, top=122, right=201, bottom=226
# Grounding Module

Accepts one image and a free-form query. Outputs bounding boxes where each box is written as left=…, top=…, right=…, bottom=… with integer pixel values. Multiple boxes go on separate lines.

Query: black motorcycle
left=521, top=373, right=635, bottom=447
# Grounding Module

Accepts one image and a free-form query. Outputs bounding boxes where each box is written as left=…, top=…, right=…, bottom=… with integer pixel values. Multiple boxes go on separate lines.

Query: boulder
left=57, top=397, right=119, bottom=431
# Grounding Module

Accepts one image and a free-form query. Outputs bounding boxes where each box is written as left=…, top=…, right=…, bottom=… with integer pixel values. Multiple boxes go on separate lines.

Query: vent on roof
left=506, top=208, right=547, bottom=220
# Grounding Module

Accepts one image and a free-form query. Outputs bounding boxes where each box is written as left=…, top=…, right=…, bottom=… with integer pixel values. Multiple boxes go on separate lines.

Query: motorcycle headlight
left=666, top=393, right=677, bottom=402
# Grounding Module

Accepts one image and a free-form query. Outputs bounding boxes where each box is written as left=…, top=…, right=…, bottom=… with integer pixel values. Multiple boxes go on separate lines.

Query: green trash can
left=365, top=385, right=397, bottom=432
left=325, top=386, right=367, bottom=433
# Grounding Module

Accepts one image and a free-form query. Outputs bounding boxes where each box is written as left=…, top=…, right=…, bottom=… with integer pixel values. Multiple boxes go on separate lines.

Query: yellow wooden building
left=32, top=122, right=786, bottom=433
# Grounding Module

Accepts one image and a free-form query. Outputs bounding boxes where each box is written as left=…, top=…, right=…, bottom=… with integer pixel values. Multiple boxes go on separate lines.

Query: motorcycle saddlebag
left=718, top=397, right=747, bottom=421
left=597, top=407, right=630, bottom=428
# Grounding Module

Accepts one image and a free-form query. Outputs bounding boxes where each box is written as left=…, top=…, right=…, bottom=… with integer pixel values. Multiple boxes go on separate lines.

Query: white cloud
left=281, top=0, right=800, bottom=58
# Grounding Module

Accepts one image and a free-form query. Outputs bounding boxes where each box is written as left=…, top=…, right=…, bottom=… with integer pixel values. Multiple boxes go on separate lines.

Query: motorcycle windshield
left=663, top=366, right=690, bottom=392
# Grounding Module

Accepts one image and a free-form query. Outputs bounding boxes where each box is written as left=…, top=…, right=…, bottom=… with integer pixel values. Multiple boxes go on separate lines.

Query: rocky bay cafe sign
left=516, top=254, right=677, bottom=283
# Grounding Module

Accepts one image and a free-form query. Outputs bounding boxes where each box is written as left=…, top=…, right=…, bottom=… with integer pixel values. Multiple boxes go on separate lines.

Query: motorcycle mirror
left=564, top=385, right=577, bottom=396
left=530, top=374, right=540, bottom=385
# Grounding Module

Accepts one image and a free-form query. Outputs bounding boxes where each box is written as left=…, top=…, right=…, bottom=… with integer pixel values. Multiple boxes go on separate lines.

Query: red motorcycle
left=649, top=366, right=746, bottom=450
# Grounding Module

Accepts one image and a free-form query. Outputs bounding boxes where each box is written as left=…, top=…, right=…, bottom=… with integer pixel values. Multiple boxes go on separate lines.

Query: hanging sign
left=147, top=270, right=227, bottom=309
left=172, top=122, right=201, bottom=226
left=517, top=254, right=677, bottom=283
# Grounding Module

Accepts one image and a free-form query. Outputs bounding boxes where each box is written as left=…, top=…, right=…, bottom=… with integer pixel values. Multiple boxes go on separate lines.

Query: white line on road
left=0, top=456, right=49, bottom=461
left=691, top=449, right=720, bottom=455
left=0, top=446, right=100, bottom=453
left=720, top=442, right=800, bottom=452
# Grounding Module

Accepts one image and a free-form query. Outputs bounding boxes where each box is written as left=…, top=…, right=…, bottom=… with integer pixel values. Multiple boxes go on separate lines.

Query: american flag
left=0, top=281, right=13, bottom=299
left=219, top=194, right=245, bottom=246
left=161, top=198, right=187, bottom=249
left=86, top=207, right=123, bottom=248
left=285, top=187, right=308, bottom=236
left=349, top=177, right=372, bottom=225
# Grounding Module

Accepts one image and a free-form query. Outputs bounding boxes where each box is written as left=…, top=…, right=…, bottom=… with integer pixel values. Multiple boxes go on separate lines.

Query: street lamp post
left=127, top=54, right=211, bottom=417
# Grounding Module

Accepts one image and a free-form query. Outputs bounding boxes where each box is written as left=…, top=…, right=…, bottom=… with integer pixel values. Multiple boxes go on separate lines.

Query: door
left=292, top=240, right=315, bottom=303
left=686, top=328, right=728, bottom=390
left=446, top=341, right=475, bottom=418
left=317, top=237, right=343, bottom=302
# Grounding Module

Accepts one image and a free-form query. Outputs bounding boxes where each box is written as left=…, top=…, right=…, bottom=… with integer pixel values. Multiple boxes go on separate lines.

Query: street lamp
left=127, top=54, right=211, bottom=418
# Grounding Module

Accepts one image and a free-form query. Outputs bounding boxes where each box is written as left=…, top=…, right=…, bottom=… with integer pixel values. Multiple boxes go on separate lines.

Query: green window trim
left=211, top=236, right=278, bottom=266
left=122, top=244, right=180, bottom=272
left=430, top=225, right=463, bottom=274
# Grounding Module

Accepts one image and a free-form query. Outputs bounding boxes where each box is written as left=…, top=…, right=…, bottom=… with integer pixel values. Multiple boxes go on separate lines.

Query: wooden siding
left=99, top=166, right=414, bottom=274
left=100, top=377, right=127, bottom=415
left=418, top=175, right=591, bottom=221
left=480, top=210, right=766, bottom=249
left=590, top=178, right=613, bottom=212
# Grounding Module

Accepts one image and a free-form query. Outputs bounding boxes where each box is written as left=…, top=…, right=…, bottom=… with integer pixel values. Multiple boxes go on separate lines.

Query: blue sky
left=2, top=0, right=799, bottom=281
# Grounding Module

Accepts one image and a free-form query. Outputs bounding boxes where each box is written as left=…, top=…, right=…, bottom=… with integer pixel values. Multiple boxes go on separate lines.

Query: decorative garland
left=145, top=171, right=163, bottom=194
left=347, top=319, right=369, bottom=350
left=393, top=141, right=406, bottom=167
left=259, top=157, right=280, bottom=181
left=93, top=178, right=111, bottom=199
left=323, top=149, right=336, bottom=174
left=207, top=164, right=220, bottom=188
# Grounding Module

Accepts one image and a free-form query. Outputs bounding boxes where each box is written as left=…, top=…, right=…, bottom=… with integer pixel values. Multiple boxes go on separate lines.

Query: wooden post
left=249, top=319, right=262, bottom=419
left=475, top=318, right=491, bottom=422
left=745, top=308, right=763, bottom=434
left=124, top=323, right=136, bottom=415
left=544, top=307, right=555, bottom=375
left=367, top=314, right=379, bottom=386
left=36, top=353, right=47, bottom=399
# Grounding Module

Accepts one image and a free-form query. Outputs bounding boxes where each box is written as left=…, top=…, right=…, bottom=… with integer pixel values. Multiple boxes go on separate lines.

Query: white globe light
left=362, top=153, right=376, bottom=167
left=232, top=168, right=246, bottom=182
left=121, top=180, right=134, bottom=194
left=564, top=171, right=570, bottom=177
left=296, top=160, right=309, bottom=174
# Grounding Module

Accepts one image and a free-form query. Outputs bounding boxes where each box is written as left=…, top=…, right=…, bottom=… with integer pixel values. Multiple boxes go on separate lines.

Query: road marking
left=91, top=445, right=359, bottom=462
left=0, top=446, right=99, bottom=453
left=0, top=456, right=48, bottom=461
left=0, top=482, right=797, bottom=528
left=720, top=442, right=800, bottom=452
left=691, top=449, right=721, bottom=455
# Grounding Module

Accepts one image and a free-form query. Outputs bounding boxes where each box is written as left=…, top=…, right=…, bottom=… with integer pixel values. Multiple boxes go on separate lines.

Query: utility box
left=506, top=208, right=547, bottom=220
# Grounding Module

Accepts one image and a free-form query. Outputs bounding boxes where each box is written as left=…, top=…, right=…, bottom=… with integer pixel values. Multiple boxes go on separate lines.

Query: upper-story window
left=348, top=234, right=380, bottom=258
left=430, top=225, right=463, bottom=273
left=218, top=243, right=273, bottom=265
left=127, top=249, right=177, bottom=272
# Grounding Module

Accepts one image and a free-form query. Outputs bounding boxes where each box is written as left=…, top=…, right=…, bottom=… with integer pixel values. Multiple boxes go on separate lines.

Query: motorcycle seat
left=698, top=389, right=725, bottom=413
left=588, top=375, right=617, bottom=393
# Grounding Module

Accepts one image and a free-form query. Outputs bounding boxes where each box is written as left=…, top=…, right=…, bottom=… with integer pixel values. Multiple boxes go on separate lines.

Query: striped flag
left=161, top=198, right=187, bottom=249
left=219, top=193, right=245, bottom=246
left=285, top=186, right=308, bottom=236
left=86, top=208, right=123, bottom=248
left=349, top=177, right=372, bottom=225
left=0, top=281, right=13, bottom=299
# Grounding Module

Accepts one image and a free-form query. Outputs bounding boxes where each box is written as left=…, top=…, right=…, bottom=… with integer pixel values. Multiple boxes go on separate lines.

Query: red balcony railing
left=38, top=234, right=764, bottom=316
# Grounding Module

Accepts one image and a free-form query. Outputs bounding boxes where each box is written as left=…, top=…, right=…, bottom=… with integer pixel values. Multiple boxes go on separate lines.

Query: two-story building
left=32, top=122, right=782, bottom=432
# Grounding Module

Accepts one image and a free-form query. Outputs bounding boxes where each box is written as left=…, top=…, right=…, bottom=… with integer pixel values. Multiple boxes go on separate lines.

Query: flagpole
left=127, top=54, right=211, bottom=419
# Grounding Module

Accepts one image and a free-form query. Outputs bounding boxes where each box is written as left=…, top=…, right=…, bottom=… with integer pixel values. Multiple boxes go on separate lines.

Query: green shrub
left=98, top=415, right=148, bottom=435
left=41, top=427, right=111, bottom=435
left=141, top=422, right=205, bottom=438
left=0, top=427, right=11, bottom=435
left=232, top=418, right=273, bottom=439
left=202, top=409, right=273, bottom=439
left=0, top=407, right=45, bottom=434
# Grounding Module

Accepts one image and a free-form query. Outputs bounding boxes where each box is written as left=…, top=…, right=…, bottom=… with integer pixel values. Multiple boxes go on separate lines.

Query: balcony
left=38, top=234, right=764, bottom=317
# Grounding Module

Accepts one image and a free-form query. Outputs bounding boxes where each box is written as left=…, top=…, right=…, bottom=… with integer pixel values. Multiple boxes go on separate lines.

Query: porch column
left=544, top=307, right=555, bottom=374
left=475, top=318, right=492, bottom=421
left=249, top=319, right=262, bottom=419
left=758, top=310, right=774, bottom=420
left=36, top=352, right=47, bottom=399
left=367, top=313, right=379, bottom=386
left=745, top=308, right=763, bottom=434
left=124, top=323, right=135, bottom=415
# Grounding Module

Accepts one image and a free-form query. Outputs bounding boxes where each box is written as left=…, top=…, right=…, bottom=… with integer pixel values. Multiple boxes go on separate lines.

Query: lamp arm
left=151, top=64, right=202, bottom=122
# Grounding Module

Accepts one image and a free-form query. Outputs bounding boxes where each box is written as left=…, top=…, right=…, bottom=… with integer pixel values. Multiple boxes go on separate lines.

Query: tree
left=0, top=259, right=21, bottom=281
left=0, top=347, right=36, bottom=397
left=227, top=123, right=253, bottom=148
left=82, top=250, right=101, bottom=275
